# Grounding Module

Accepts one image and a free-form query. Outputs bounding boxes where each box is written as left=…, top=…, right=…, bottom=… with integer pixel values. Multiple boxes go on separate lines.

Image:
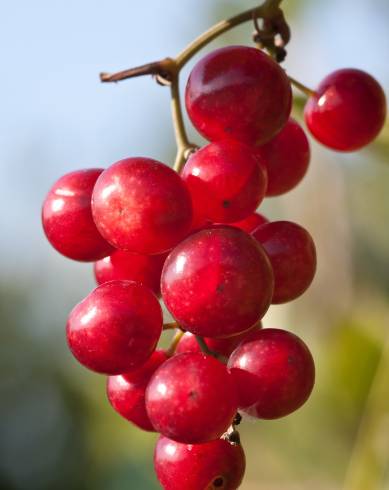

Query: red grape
left=107, top=350, right=168, bottom=431
left=304, top=69, right=386, bottom=151
left=181, top=140, right=267, bottom=223
left=94, top=250, right=167, bottom=296
left=161, top=226, right=274, bottom=337
left=255, top=118, right=310, bottom=196
left=252, top=220, right=316, bottom=303
left=92, top=157, right=192, bottom=254
left=155, top=435, right=245, bottom=490
left=229, top=212, right=269, bottom=233
left=145, top=352, right=238, bottom=444
left=66, top=280, right=162, bottom=374
left=185, top=45, right=292, bottom=145
left=176, top=323, right=262, bottom=358
left=42, top=169, right=114, bottom=262
left=228, top=328, right=315, bottom=419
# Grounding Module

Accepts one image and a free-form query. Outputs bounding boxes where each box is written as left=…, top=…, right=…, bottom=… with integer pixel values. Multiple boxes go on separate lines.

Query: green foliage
left=325, top=320, right=381, bottom=428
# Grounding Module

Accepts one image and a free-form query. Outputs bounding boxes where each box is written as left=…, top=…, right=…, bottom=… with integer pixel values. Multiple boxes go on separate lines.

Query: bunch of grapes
left=42, top=38, right=385, bottom=489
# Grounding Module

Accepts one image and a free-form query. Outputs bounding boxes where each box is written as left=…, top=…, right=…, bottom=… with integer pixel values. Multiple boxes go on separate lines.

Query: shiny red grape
left=185, top=45, right=292, bottom=145
left=252, top=221, right=316, bottom=304
left=107, top=350, right=168, bottom=431
left=229, top=212, right=269, bottom=233
left=92, top=157, right=192, bottom=254
left=304, top=69, right=386, bottom=151
left=145, top=352, right=238, bottom=444
left=181, top=140, right=267, bottom=223
left=154, top=436, right=245, bottom=490
left=161, top=226, right=274, bottom=337
left=42, top=169, right=114, bottom=262
left=255, top=118, right=310, bottom=196
left=228, top=328, right=315, bottom=419
left=66, top=280, right=162, bottom=374
left=94, top=250, right=167, bottom=296
left=176, top=323, right=262, bottom=358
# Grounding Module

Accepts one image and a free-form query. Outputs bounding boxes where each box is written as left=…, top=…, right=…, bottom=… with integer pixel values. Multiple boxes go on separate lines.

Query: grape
left=181, top=140, right=267, bottom=223
left=94, top=250, right=167, bottom=296
left=154, top=436, right=245, bottom=490
left=229, top=212, right=269, bottom=233
left=161, top=226, right=274, bottom=337
left=176, top=323, right=262, bottom=358
left=185, top=45, right=292, bottom=145
left=66, top=280, right=162, bottom=374
left=304, top=69, right=386, bottom=151
left=228, top=328, right=315, bottom=419
left=252, top=220, right=316, bottom=303
left=255, top=118, right=310, bottom=196
left=92, top=157, right=193, bottom=254
left=145, top=352, right=238, bottom=444
left=107, top=350, right=168, bottom=431
left=42, top=169, right=114, bottom=262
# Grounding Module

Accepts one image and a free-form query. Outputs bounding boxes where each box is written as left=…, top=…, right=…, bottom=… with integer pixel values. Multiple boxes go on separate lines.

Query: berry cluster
left=42, top=39, right=385, bottom=490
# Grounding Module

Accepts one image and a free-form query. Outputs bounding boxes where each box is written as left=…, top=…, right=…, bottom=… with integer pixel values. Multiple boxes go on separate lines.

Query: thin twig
left=166, top=329, right=185, bottom=356
left=288, top=75, right=317, bottom=98
left=100, top=58, right=176, bottom=84
left=99, top=1, right=287, bottom=172
left=163, top=321, right=180, bottom=331
left=195, top=335, right=227, bottom=363
left=175, top=0, right=283, bottom=68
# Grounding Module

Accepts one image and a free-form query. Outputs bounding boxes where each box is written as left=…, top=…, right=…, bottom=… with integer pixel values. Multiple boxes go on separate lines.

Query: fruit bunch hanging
left=42, top=1, right=386, bottom=488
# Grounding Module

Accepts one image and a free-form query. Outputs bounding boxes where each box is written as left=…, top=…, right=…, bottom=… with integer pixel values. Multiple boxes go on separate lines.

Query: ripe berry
left=154, top=436, right=245, bottom=490
left=185, top=45, right=292, bottom=145
left=229, top=212, right=269, bottom=234
left=228, top=328, right=315, bottom=419
left=176, top=323, right=262, bottom=358
left=161, top=226, right=274, bottom=337
left=66, top=280, right=162, bottom=374
left=145, top=352, right=238, bottom=444
left=255, top=118, right=310, bottom=196
left=92, top=157, right=192, bottom=254
left=252, top=220, right=316, bottom=304
left=42, top=169, right=114, bottom=262
left=181, top=140, right=267, bottom=223
left=107, top=350, right=168, bottom=431
left=304, top=69, right=386, bottom=151
left=94, top=250, right=167, bottom=296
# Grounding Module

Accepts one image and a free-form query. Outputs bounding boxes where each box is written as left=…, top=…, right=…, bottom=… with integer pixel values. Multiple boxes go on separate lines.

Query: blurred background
left=0, top=0, right=388, bottom=489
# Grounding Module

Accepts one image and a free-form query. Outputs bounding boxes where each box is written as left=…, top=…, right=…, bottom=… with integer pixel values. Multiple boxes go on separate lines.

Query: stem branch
left=175, top=0, right=283, bottom=68
left=195, top=335, right=227, bottom=363
left=170, top=76, right=198, bottom=172
left=288, top=76, right=317, bottom=98
left=99, top=0, right=286, bottom=171
left=163, top=321, right=180, bottom=331
left=166, top=329, right=185, bottom=356
left=100, top=57, right=176, bottom=83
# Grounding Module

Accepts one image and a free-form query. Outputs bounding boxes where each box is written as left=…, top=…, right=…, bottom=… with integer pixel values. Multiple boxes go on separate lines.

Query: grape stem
left=100, top=0, right=290, bottom=172
left=288, top=76, right=317, bottom=98
left=170, top=77, right=199, bottom=171
left=166, top=329, right=185, bottom=356
left=195, top=335, right=227, bottom=363
left=163, top=321, right=180, bottom=331
left=223, top=413, right=243, bottom=445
